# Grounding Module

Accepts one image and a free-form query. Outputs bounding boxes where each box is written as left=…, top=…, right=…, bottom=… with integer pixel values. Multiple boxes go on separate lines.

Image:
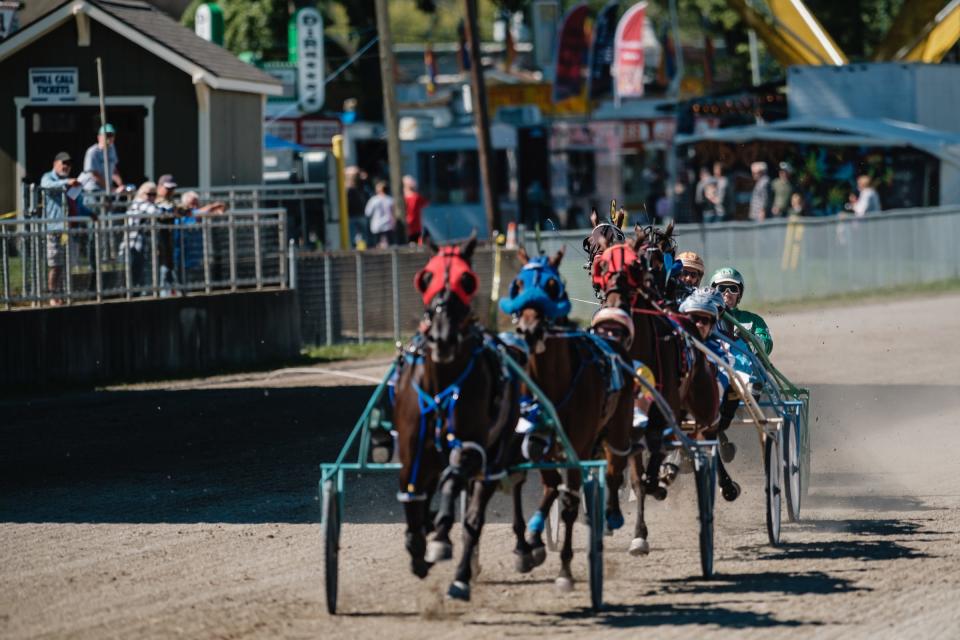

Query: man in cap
left=40, top=151, right=82, bottom=304
left=155, top=174, right=179, bottom=295
left=81, top=124, right=123, bottom=204
left=749, top=162, right=772, bottom=222
left=771, top=161, right=794, bottom=218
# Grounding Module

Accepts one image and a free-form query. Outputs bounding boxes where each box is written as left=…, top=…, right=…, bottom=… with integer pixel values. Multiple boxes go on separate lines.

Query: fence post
left=202, top=215, right=212, bottom=294
left=356, top=251, right=365, bottom=345
left=227, top=211, right=237, bottom=292
left=391, top=249, right=400, bottom=343
left=124, top=215, right=132, bottom=300
left=324, top=253, right=333, bottom=346
left=32, top=220, right=41, bottom=306
left=253, top=210, right=263, bottom=290
left=278, top=211, right=287, bottom=289
left=288, top=238, right=297, bottom=289
left=150, top=214, right=159, bottom=297
left=1, top=225, right=10, bottom=309
left=93, top=218, right=103, bottom=302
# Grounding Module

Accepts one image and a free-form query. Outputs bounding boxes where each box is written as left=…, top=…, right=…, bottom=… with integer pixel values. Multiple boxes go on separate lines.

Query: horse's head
left=591, top=228, right=655, bottom=311
left=414, top=234, right=479, bottom=363
left=582, top=206, right=627, bottom=274
left=499, top=246, right=570, bottom=352
left=637, top=221, right=681, bottom=296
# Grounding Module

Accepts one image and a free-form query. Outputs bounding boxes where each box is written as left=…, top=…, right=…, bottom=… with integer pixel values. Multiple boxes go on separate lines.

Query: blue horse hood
left=499, top=256, right=572, bottom=319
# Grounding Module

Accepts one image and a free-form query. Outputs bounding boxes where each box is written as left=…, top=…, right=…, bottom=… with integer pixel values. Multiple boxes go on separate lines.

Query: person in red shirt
left=402, top=175, right=428, bottom=245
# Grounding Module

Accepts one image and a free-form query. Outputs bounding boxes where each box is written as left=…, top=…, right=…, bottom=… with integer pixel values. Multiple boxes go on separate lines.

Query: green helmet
left=710, top=267, right=745, bottom=301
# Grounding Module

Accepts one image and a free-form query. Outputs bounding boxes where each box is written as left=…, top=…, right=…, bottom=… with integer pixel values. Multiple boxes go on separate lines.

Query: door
left=23, top=105, right=147, bottom=186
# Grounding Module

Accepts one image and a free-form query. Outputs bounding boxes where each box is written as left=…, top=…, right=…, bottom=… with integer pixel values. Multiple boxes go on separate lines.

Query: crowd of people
left=345, top=168, right=428, bottom=249
left=650, top=160, right=885, bottom=225
left=38, top=124, right=226, bottom=304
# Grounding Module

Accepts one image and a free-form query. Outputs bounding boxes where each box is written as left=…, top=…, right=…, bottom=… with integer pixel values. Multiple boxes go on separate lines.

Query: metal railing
left=295, top=246, right=514, bottom=346
left=1, top=208, right=288, bottom=309
left=529, top=206, right=960, bottom=318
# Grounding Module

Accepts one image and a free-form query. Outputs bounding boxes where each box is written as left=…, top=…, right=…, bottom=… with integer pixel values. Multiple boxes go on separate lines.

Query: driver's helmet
left=679, top=287, right=724, bottom=320
left=677, top=251, right=705, bottom=275
left=709, top=267, right=745, bottom=303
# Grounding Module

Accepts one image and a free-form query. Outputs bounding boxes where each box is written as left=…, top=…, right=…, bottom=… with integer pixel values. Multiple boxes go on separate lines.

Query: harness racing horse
left=589, top=228, right=720, bottom=555
left=499, top=246, right=635, bottom=591
left=392, top=235, right=524, bottom=601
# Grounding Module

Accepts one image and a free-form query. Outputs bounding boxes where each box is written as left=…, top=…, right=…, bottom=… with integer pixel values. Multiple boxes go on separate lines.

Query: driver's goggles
left=691, top=315, right=715, bottom=326
left=715, top=283, right=741, bottom=294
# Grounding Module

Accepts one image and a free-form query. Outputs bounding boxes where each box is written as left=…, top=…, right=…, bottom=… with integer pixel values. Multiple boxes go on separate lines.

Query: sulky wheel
left=764, top=432, right=783, bottom=546
left=801, top=399, right=812, bottom=500
left=322, top=479, right=341, bottom=614
left=544, top=500, right=561, bottom=552
left=584, top=474, right=605, bottom=611
left=694, top=450, right=717, bottom=578
left=783, top=413, right=802, bottom=522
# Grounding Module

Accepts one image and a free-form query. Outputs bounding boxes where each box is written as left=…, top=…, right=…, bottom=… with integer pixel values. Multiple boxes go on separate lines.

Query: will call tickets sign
left=29, top=68, right=78, bottom=102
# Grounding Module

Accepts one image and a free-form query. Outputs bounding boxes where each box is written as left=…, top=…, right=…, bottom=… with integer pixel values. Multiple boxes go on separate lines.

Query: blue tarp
left=264, top=134, right=307, bottom=152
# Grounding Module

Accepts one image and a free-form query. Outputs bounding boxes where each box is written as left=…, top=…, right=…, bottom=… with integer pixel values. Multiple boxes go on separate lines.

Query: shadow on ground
left=660, top=571, right=861, bottom=596
left=550, top=602, right=815, bottom=629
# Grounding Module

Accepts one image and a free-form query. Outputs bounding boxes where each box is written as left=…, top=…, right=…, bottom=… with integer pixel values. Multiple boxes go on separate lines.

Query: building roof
left=1, top=0, right=281, bottom=95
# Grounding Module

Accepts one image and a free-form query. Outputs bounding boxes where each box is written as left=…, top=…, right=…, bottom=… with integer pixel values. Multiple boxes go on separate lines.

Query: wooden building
left=0, top=0, right=281, bottom=213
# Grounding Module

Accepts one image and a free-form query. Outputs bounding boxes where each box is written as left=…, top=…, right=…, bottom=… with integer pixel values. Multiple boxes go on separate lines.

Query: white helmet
left=679, top=287, right=724, bottom=319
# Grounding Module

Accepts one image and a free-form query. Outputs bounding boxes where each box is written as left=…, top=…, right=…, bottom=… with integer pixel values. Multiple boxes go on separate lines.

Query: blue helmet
left=499, top=254, right=572, bottom=319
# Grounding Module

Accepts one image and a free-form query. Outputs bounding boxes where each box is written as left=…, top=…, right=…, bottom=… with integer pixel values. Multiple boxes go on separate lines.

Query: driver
left=709, top=267, right=773, bottom=355
left=677, top=251, right=705, bottom=288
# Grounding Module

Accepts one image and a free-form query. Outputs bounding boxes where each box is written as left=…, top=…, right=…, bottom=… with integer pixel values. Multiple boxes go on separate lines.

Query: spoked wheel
left=800, top=400, right=812, bottom=500
left=583, top=474, right=605, bottom=611
left=544, top=500, right=561, bottom=551
left=764, top=432, right=783, bottom=546
left=694, top=450, right=717, bottom=578
left=783, top=415, right=802, bottom=522
left=322, top=479, right=341, bottom=614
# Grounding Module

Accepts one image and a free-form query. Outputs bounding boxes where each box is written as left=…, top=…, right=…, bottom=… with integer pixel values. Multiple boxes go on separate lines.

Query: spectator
left=749, top=161, right=772, bottom=222
left=771, top=162, right=794, bottom=217
left=672, top=180, right=694, bottom=224
left=345, top=166, right=368, bottom=247
left=788, top=192, right=810, bottom=217
left=693, top=166, right=714, bottom=220
left=364, top=180, right=396, bottom=248
left=712, top=162, right=734, bottom=221
left=154, top=174, right=179, bottom=295
left=853, top=175, right=882, bottom=216
left=402, top=175, right=428, bottom=245
left=173, top=191, right=224, bottom=285
left=123, top=181, right=159, bottom=291
left=40, top=151, right=82, bottom=305
left=80, top=124, right=123, bottom=216
left=702, top=182, right=723, bottom=223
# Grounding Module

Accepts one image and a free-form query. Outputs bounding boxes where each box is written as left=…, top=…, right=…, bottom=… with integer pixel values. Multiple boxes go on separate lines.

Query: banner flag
left=613, top=1, right=647, bottom=103
left=553, top=4, right=591, bottom=103
left=588, top=2, right=619, bottom=100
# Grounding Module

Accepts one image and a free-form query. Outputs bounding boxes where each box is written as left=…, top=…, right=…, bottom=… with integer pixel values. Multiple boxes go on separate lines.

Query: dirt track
left=3, top=293, right=960, bottom=639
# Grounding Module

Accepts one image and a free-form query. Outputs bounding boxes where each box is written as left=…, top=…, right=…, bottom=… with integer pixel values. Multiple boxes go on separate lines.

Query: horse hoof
left=722, top=481, right=741, bottom=502
left=628, top=537, right=650, bottom=556
left=531, top=545, right=547, bottom=567
left=425, top=540, right=453, bottom=563
left=411, top=558, right=431, bottom=579
left=447, top=581, right=470, bottom=601
left=555, top=576, right=574, bottom=593
left=720, top=440, right=737, bottom=463
left=650, top=485, right=668, bottom=501
left=606, top=510, right=625, bottom=532
left=514, top=551, right=535, bottom=574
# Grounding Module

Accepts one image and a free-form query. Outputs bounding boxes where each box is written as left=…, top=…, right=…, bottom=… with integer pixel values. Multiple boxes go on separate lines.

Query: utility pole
left=463, top=0, right=500, bottom=236
left=374, top=0, right=406, bottom=233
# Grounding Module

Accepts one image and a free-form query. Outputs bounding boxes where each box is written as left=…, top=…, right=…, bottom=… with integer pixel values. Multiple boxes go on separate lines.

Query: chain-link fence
left=531, top=207, right=960, bottom=320
left=295, top=246, right=516, bottom=346
left=1, top=209, right=287, bottom=308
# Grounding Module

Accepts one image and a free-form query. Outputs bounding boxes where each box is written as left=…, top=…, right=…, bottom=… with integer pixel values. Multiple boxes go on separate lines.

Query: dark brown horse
left=392, top=236, right=524, bottom=601
left=588, top=227, right=719, bottom=555
left=501, top=245, right=635, bottom=591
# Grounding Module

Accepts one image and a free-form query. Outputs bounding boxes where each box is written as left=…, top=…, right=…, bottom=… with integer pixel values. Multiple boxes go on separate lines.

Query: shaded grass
left=301, top=340, right=397, bottom=363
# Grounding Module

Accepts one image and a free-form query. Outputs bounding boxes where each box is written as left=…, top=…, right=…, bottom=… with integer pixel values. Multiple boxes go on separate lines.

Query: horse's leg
left=604, top=449, right=627, bottom=533
left=447, top=479, right=497, bottom=601
left=555, top=468, right=582, bottom=592
left=628, top=452, right=650, bottom=555
left=404, top=498, right=432, bottom=578
left=717, top=457, right=741, bottom=501
left=511, top=472, right=536, bottom=573
left=428, top=447, right=482, bottom=563
left=526, top=469, right=560, bottom=563
left=716, top=394, right=742, bottom=500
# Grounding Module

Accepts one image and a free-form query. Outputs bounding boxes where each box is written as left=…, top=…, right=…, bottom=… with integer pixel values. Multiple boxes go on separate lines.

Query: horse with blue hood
left=499, top=245, right=636, bottom=593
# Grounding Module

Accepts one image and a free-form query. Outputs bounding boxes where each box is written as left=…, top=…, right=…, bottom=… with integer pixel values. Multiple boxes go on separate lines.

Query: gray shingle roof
left=16, top=0, right=281, bottom=89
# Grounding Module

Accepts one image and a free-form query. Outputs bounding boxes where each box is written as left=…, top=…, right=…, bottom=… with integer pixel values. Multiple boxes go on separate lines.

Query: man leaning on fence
left=122, top=182, right=159, bottom=292
left=40, top=151, right=84, bottom=305
left=154, top=174, right=179, bottom=296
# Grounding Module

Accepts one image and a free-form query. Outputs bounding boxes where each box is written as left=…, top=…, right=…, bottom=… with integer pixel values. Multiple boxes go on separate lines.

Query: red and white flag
left=613, top=1, right=647, bottom=103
